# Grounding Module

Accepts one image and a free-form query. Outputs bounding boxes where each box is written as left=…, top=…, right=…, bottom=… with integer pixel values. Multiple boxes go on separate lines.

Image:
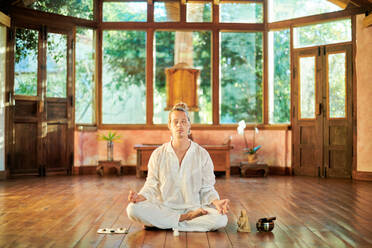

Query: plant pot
left=247, top=153, right=257, bottom=163
left=107, top=141, right=113, bottom=161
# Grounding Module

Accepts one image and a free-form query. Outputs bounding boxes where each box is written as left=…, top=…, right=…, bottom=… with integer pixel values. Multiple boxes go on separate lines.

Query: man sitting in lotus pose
left=126, top=103, right=230, bottom=232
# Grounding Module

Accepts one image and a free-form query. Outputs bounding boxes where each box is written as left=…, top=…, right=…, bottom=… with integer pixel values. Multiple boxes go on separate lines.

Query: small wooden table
left=240, top=162, right=269, bottom=177
left=97, top=160, right=123, bottom=176
left=134, top=142, right=233, bottom=178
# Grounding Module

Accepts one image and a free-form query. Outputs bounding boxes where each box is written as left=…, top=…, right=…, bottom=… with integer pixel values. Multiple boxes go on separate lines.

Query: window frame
left=5, top=0, right=361, bottom=131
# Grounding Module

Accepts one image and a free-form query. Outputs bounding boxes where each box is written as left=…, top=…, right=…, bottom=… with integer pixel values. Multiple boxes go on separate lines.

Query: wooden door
left=43, top=29, right=74, bottom=175
left=322, top=44, right=353, bottom=178
left=293, top=44, right=353, bottom=178
left=6, top=25, right=74, bottom=176
left=7, top=26, right=43, bottom=176
left=293, top=47, right=323, bottom=177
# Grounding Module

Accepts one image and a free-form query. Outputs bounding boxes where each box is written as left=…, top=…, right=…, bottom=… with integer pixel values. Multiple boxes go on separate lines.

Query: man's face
left=168, top=111, right=190, bottom=139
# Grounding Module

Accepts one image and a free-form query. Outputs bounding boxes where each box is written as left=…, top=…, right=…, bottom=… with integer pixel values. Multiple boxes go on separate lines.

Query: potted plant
left=237, top=120, right=261, bottom=163
left=98, top=131, right=122, bottom=161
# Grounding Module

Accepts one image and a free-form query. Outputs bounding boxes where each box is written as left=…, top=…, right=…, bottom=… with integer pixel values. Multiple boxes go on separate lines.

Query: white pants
left=126, top=201, right=228, bottom=232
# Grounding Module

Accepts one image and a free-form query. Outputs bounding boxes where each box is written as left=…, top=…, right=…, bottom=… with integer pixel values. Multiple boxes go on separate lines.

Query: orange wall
left=74, top=129, right=291, bottom=168
left=356, top=14, right=372, bottom=172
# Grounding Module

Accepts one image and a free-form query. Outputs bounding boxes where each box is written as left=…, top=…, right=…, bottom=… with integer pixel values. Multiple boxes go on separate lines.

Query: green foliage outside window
left=186, top=3, right=212, bottom=22
left=103, top=2, right=147, bottom=22
left=30, top=0, right=93, bottom=20
left=294, top=19, right=351, bottom=48
left=13, top=1, right=353, bottom=125
left=75, top=28, right=95, bottom=124
left=153, top=31, right=212, bottom=124
left=46, top=33, right=67, bottom=98
left=154, top=2, right=180, bottom=22
left=328, top=53, right=346, bottom=118
left=300, top=57, right=316, bottom=119
left=220, top=32, right=263, bottom=124
left=269, top=29, right=290, bottom=124
left=268, top=0, right=341, bottom=22
left=14, top=28, right=38, bottom=96
left=102, top=30, right=147, bottom=124
left=220, top=3, right=263, bottom=23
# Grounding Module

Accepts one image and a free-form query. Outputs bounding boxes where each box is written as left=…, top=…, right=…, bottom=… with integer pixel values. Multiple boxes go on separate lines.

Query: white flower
left=238, top=120, right=246, bottom=129
left=237, top=120, right=246, bottom=135
left=237, top=126, right=244, bottom=135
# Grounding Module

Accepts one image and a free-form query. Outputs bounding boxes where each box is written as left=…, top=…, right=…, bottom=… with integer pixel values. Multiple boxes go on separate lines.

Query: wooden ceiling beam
left=363, top=12, right=372, bottom=26
left=349, top=0, right=372, bottom=10
left=0, top=11, right=10, bottom=27
left=327, top=0, right=351, bottom=9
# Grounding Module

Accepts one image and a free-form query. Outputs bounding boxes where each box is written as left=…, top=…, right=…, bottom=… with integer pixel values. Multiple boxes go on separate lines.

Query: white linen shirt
left=138, top=141, right=220, bottom=210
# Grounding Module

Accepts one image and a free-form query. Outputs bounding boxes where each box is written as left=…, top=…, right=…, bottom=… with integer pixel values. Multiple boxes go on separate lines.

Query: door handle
left=38, top=101, right=44, bottom=113
left=316, top=103, right=322, bottom=116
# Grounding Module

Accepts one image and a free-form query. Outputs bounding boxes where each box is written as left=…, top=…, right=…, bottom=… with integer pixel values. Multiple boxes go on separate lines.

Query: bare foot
left=179, top=208, right=208, bottom=222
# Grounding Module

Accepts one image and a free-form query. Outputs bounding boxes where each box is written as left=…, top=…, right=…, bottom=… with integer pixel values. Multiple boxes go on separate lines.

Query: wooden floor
left=1, top=175, right=372, bottom=248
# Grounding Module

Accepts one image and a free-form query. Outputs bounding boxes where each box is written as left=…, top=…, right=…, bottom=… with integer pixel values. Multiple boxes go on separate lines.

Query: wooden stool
left=240, top=162, right=269, bottom=177
left=97, top=160, right=122, bottom=176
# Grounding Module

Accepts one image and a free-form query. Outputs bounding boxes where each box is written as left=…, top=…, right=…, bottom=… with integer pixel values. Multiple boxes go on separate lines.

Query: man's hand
left=128, top=190, right=146, bottom=203
left=212, top=199, right=230, bottom=214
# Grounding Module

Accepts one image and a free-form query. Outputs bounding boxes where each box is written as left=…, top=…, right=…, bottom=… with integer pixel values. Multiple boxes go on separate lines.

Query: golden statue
left=237, top=209, right=251, bottom=232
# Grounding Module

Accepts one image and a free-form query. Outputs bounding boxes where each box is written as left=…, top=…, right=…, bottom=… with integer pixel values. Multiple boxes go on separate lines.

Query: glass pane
left=268, top=29, right=290, bottom=124
left=328, top=53, right=346, bottom=118
left=154, top=31, right=212, bottom=124
left=268, top=0, right=341, bottom=22
left=294, top=19, right=351, bottom=48
left=102, top=30, right=146, bottom=124
left=220, top=32, right=263, bottom=124
left=103, top=2, right=147, bottom=22
left=29, top=0, right=93, bottom=20
left=220, top=3, right=263, bottom=23
left=75, top=28, right=95, bottom=124
left=299, top=57, right=316, bottom=119
left=46, top=33, right=67, bottom=98
left=14, top=28, right=38, bottom=96
left=155, top=2, right=180, bottom=22
left=186, top=3, right=212, bottom=22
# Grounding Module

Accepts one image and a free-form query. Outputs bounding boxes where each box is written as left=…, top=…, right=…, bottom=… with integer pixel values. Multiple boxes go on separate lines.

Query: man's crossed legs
left=127, top=201, right=227, bottom=232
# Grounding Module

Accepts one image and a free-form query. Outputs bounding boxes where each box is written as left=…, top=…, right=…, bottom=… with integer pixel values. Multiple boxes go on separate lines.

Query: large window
left=29, top=0, right=93, bottom=20
left=268, top=29, right=290, bottom=124
left=75, top=28, right=95, bottom=124
left=154, top=31, right=212, bottom=124
left=103, top=2, right=147, bottom=22
left=186, top=3, right=212, bottom=22
left=220, top=32, right=263, bottom=124
left=294, top=19, right=351, bottom=48
left=220, top=3, right=263, bottom=23
left=154, top=2, right=180, bottom=22
left=102, top=30, right=146, bottom=124
left=268, top=0, right=341, bottom=22
left=11, top=0, right=357, bottom=128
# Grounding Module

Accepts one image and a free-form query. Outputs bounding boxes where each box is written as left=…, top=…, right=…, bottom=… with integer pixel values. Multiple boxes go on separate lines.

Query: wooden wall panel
left=45, top=123, right=67, bottom=171
left=14, top=100, right=37, bottom=118
left=300, top=126, right=316, bottom=145
left=46, top=101, right=67, bottom=120
left=13, top=123, right=38, bottom=173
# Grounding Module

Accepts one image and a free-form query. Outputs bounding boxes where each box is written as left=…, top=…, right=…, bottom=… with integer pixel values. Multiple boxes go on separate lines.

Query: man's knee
left=213, top=214, right=228, bottom=230
left=127, top=203, right=140, bottom=221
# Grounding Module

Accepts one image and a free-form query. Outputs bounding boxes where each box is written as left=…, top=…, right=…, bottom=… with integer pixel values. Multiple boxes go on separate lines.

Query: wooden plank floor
left=0, top=175, right=372, bottom=248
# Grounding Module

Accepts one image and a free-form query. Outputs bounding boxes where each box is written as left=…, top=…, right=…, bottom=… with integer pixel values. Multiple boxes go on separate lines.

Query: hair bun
left=173, top=102, right=188, bottom=111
